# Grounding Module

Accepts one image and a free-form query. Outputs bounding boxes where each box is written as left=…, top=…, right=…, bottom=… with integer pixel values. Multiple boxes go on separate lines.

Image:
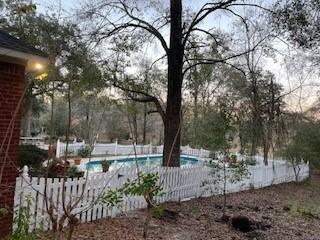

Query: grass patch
left=289, top=202, right=320, bottom=219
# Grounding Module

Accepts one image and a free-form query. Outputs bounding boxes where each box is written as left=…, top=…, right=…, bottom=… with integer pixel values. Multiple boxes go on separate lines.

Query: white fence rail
left=56, top=139, right=210, bottom=158
left=14, top=161, right=309, bottom=231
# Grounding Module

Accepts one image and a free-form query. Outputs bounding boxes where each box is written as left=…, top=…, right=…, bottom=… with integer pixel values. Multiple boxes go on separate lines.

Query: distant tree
left=284, top=121, right=320, bottom=170
left=183, top=34, right=230, bottom=146
left=273, top=0, right=320, bottom=50
left=194, top=97, right=236, bottom=153
left=1, top=8, right=79, bottom=137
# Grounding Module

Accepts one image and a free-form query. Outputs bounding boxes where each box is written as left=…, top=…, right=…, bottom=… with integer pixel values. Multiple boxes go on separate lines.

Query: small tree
left=283, top=121, right=320, bottom=181
left=122, top=172, right=163, bottom=239
left=206, top=157, right=250, bottom=218
left=284, top=144, right=305, bottom=182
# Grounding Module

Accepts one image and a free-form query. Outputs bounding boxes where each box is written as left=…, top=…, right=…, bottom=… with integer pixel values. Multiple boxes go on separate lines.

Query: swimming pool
left=79, top=155, right=199, bottom=172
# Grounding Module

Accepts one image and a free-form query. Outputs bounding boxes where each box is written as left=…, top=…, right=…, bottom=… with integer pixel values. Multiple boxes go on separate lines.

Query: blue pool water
left=81, top=155, right=198, bottom=172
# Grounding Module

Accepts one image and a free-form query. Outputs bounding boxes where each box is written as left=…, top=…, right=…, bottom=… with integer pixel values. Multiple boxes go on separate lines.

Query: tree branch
left=118, top=0, right=169, bottom=53
left=113, top=82, right=166, bottom=122
left=183, top=0, right=236, bottom=47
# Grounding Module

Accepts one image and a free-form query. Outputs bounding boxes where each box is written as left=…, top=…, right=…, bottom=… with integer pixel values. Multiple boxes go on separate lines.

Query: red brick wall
left=0, top=61, right=24, bottom=237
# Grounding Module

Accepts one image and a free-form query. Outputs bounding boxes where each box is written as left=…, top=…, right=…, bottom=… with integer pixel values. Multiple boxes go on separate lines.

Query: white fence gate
left=14, top=161, right=309, bottom=231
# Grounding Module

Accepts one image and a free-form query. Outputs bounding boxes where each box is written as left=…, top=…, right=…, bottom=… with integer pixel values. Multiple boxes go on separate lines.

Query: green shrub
left=11, top=195, right=36, bottom=240
left=151, top=205, right=164, bottom=219
left=67, top=165, right=84, bottom=177
left=78, top=145, right=92, bottom=157
left=47, top=160, right=66, bottom=178
left=245, top=156, right=257, bottom=166
left=101, top=160, right=111, bottom=168
left=18, top=145, right=48, bottom=169
left=0, top=207, right=8, bottom=218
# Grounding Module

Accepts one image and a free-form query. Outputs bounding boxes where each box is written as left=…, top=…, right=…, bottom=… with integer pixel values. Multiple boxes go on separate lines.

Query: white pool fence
left=14, top=159, right=309, bottom=232
left=55, top=139, right=210, bottom=159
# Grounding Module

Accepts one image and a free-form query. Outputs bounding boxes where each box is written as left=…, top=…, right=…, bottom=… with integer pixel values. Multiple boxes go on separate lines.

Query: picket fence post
left=114, top=139, right=118, bottom=155
left=20, top=166, right=30, bottom=208
left=56, top=139, right=61, bottom=158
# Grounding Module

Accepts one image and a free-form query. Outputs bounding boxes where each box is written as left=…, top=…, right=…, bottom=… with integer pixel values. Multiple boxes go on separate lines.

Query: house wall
left=0, top=61, right=24, bottom=237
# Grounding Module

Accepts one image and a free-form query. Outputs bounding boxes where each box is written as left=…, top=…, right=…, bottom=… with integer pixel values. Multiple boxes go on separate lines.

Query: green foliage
left=297, top=206, right=317, bottom=218
left=187, top=104, right=236, bottom=152
left=78, top=145, right=92, bottom=158
left=206, top=159, right=250, bottom=189
left=98, top=188, right=124, bottom=208
left=283, top=121, right=320, bottom=168
left=101, top=160, right=111, bottom=172
left=43, top=98, right=68, bottom=138
left=122, top=173, right=163, bottom=200
left=289, top=202, right=320, bottom=219
left=18, top=145, right=48, bottom=169
left=67, top=165, right=78, bottom=176
left=230, top=161, right=250, bottom=183
left=188, top=206, right=200, bottom=216
left=11, top=195, right=35, bottom=240
left=0, top=207, right=8, bottom=218
left=151, top=205, right=164, bottom=219
left=67, top=165, right=84, bottom=178
left=101, top=160, right=111, bottom=168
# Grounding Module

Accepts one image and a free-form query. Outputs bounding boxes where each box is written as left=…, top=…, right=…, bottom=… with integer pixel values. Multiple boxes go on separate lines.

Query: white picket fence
left=55, top=139, right=210, bottom=159
left=14, top=160, right=309, bottom=232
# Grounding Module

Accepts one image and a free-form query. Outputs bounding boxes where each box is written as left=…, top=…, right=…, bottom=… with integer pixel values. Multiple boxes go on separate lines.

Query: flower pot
left=102, top=165, right=109, bottom=172
left=74, top=158, right=81, bottom=165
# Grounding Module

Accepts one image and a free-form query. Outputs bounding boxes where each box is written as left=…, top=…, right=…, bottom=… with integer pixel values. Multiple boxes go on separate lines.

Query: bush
left=78, top=145, right=92, bottom=157
left=18, top=145, right=48, bottom=169
left=67, top=165, right=84, bottom=178
left=47, top=161, right=84, bottom=178
left=47, top=160, right=67, bottom=178
left=101, top=160, right=111, bottom=172
left=151, top=205, right=164, bottom=219
left=284, top=121, right=320, bottom=169
left=244, top=156, right=257, bottom=166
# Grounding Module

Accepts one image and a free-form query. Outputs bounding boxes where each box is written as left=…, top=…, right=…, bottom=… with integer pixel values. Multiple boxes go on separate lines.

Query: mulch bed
left=43, top=173, right=320, bottom=240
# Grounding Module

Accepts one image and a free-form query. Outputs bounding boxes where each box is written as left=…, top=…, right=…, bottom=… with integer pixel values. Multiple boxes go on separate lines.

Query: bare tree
left=82, top=0, right=269, bottom=167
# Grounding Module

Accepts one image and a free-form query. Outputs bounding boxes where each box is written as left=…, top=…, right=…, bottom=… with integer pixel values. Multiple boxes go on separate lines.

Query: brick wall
left=0, top=61, right=25, bottom=237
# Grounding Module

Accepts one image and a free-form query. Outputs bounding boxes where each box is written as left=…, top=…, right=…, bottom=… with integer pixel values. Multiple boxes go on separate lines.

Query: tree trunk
left=143, top=203, right=152, bottom=239
left=132, top=109, right=138, bottom=143
left=193, top=86, right=199, bottom=146
left=143, top=102, right=147, bottom=144
left=22, top=100, right=33, bottom=136
left=163, top=0, right=183, bottom=167
left=222, top=162, right=227, bottom=217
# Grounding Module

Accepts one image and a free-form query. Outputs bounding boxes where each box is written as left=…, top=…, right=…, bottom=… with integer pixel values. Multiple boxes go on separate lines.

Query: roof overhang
left=0, top=46, right=49, bottom=73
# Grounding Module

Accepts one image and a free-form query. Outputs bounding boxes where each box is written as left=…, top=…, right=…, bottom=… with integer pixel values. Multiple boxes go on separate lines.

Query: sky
left=33, top=0, right=319, bottom=111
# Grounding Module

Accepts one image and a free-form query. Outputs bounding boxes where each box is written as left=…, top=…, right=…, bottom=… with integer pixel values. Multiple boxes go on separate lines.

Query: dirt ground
left=49, top=173, right=320, bottom=240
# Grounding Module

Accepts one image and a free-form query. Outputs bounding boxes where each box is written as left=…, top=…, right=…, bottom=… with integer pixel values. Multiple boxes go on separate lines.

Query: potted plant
left=101, top=160, right=111, bottom=172
left=231, top=154, right=237, bottom=163
left=78, top=145, right=93, bottom=158
left=67, top=165, right=84, bottom=178
left=74, top=158, right=81, bottom=165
